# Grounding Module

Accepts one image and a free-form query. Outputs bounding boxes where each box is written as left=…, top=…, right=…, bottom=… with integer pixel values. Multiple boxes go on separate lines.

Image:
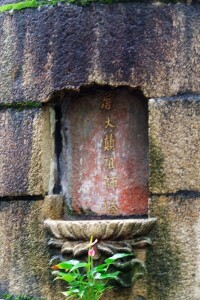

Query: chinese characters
left=101, top=92, right=118, bottom=214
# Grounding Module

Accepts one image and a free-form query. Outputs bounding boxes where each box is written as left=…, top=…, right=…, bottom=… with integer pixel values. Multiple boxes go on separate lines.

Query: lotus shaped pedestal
left=44, top=218, right=157, bottom=288
left=44, top=218, right=156, bottom=241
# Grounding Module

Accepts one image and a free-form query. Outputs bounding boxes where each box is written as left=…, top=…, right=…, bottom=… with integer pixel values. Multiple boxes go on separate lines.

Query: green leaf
left=57, top=259, right=81, bottom=270
left=61, top=291, right=73, bottom=297
left=69, top=288, right=80, bottom=294
left=89, top=264, right=107, bottom=276
left=70, top=262, right=88, bottom=272
left=105, top=253, right=131, bottom=264
left=57, top=272, right=75, bottom=282
left=94, top=271, right=120, bottom=280
left=92, top=282, right=106, bottom=290
left=93, top=264, right=107, bottom=272
left=53, top=276, right=63, bottom=281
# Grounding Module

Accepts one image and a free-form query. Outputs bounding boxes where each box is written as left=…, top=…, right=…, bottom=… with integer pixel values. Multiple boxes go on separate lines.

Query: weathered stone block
left=42, top=195, right=64, bottom=220
left=149, top=96, right=200, bottom=194
left=0, top=4, right=200, bottom=103
left=0, top=199, right=60, bottom=299
left=0, top=107, right=53, bottom=196
left=148, top=195, right=200, bottom=300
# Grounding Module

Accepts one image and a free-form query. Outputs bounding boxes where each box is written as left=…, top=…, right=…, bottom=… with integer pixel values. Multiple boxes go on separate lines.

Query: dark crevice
left=151, top=190, right=200, bottom=199
left=63, top=214, right=148, bottom=221
left=53, top=105, right=63, bottom=194
left=0, top=195, right=43, bottom=201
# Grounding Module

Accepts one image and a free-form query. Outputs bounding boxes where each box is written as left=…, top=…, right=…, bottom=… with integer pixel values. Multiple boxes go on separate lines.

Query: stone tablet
left=61, top=88, right=148, bottom=216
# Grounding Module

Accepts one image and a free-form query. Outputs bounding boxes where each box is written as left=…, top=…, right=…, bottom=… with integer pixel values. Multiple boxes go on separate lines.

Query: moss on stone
left=0, top=0, right=38, bottom=13
left=0, top=102, right=42, bottom=110
left=149, top=135, right=166, bottom=193
left=1, top=293, right=44, bottom=300
left=146, top=197, right=182, bottom=299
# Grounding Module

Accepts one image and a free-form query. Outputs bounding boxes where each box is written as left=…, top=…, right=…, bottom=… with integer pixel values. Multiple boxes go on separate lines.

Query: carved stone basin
left=44, top=217, right=157, bottom=289
left=44, top=218, right=157, bottom=241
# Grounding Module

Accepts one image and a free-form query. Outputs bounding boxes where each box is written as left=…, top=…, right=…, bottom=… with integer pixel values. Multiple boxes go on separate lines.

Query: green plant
left=52, top=237, right=131, bottom=300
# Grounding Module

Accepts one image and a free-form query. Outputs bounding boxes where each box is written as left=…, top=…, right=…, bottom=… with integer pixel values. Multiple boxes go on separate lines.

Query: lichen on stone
left=0, top=102, right=42, bottom=110
left=149, top=135, right=166, bottom=194
left=147, top=197, right=182, bottom=299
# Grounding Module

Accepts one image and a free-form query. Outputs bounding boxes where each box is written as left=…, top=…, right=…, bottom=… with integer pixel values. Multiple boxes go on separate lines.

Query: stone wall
left=148, top=95, right=200, bottom=299
left=0, top=2, right=200, bottom=300
left=0, top=106, right=54, bottom=197
left=0, top=3, right=200, bottom=103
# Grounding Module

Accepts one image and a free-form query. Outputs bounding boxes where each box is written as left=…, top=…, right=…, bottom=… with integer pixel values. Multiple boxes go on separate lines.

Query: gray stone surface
left=148, top=195, right=200, bottom=300
left=0, top=199, right=61, bottom=299
left=0, top=3, right=200, bottom=103
left=0, top=0, right=197, bottom=5
left=0, top=0, right=21, bottom=4
left=0, top=107, right=53, bottom=197
left=149, top=95, right=200, bottom=194
left=0, top=0, right=44, bottom=5
left=42, top=195, right=64, bottom=220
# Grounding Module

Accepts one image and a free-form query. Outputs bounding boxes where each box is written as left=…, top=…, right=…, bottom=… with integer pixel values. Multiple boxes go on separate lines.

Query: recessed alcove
left=44, top=86, right=156, bottom=291
left=51, top=86, right=149, bottom=218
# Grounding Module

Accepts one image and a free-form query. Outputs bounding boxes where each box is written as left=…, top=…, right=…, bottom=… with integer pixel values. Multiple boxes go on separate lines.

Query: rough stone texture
left=42, top=195, right=64, bottom=220
left=0, top=108, right=42, bottom=196
left=147, top=195, right=200, bottom=300
left=40, top=107, right=55, bottom=195
left=149, top=95, right=200, bottom=194
left=0, top=0, right=21, bottom=4
left=0, top=0, right=197, bottom=5
left=0, top=0, right=46, bottom=4
left=0, top=107, right=53, bottom=197
left=0, top=199, right=64, bottom=300
left=101, top=277, right=148, bottom=300
left=0, top=3, right=200, bottom=103
left=61, top=88, right=148, bottom=216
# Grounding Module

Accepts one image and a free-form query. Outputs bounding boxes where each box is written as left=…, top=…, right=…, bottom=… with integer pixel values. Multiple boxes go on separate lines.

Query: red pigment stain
left=118, top=186, right=148, bottom=215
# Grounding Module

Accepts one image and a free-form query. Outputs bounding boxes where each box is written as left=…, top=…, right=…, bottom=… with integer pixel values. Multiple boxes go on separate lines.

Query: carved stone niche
left=44, top=88, right=156, bottom=291
left=44, top=218, right=156, bottom=287
left=52, top=87, right=149, bottom=216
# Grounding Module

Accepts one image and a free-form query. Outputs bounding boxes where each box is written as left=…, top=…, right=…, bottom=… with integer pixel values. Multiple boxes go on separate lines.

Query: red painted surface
left=63, top=89, right=148, bottom=216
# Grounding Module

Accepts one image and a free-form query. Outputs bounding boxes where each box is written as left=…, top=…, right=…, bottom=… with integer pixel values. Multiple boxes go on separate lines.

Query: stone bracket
left=44, top=218, right=156, bottom=287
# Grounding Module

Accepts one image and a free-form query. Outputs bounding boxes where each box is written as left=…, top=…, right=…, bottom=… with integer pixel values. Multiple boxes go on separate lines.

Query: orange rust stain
left=118, top=186, right=148, bottom=215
